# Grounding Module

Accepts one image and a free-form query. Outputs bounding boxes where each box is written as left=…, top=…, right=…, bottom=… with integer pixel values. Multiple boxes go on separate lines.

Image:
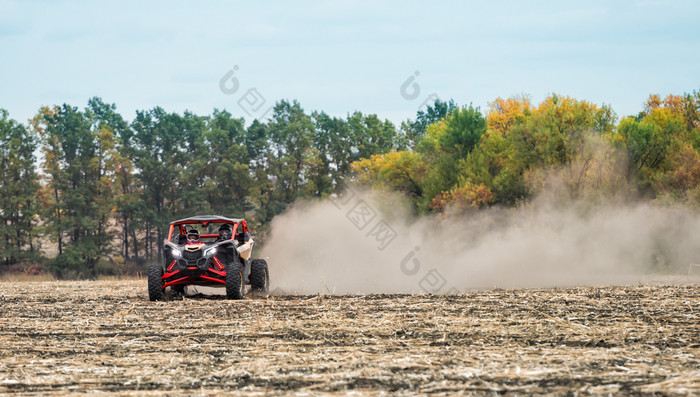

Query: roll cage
left=166, top=215, right=249, bottom=244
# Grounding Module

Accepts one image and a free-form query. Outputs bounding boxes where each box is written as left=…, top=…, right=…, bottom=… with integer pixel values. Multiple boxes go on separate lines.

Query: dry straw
left=0, top=279, right=697, bottom=395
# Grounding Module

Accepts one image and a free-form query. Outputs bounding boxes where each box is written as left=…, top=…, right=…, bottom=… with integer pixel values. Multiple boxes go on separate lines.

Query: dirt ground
left=0, top=279, right=698, bottom=396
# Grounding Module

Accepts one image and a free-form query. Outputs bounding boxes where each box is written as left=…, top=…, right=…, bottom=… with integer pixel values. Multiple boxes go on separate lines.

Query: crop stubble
left=0, top=280, right=698, bottom=395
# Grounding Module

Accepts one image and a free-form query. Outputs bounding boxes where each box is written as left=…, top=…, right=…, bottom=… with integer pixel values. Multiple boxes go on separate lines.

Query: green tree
left=85, top=97, right=135, bottom=263
left=313, top=112, right=352, bottom=192
left=0, top=109, right=40, bottom=267
left=203, top=109, right=253, bottom=216
left=244, top=119, right=280, bottom=229
left=38, top=103, right=115, bottom=277
left=509, top=95, right=610, bottom=169
left=400, top=99, right=457, bottom=149
left=460, top=132, right=527, bottom=205
left=475, top=95, right=616, bottom=204
left=267, top=100, right=315, bottom=203
left=130, top=107, right=186, bottom=260
left=348, top=112, right=397, bottom=160
left=176, top=111, right=212, bottom=216
left=417, top=105, right=487, bottom=209
left=616, top=106, right=685, bottom=195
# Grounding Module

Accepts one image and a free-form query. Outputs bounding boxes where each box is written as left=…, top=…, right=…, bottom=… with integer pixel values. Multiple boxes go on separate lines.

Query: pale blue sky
left=1, top=0, right=699, bottom=125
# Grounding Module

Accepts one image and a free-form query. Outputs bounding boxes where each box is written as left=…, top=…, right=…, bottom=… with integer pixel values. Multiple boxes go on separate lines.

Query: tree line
left=0, top=99, right=403, bottom=277
left=353, top=92, right=700, bottom=212
left=1, top=91, right=698, bottom=277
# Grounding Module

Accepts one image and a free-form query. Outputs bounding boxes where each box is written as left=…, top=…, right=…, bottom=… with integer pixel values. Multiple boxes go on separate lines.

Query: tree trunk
left=16, top=227, right=21, bottom=261
left=54, top=188, right=63, bottom=255
left=123, top=213, right=129, bottom=261
left=145, top=221, right=151, bottom=260
left=157, top=227, right=163, bottom=260
left=131, top=228, right=139, bottom=261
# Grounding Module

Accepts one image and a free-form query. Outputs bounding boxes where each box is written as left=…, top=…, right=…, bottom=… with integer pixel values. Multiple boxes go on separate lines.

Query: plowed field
left=0, top=280, right=698, bottom=395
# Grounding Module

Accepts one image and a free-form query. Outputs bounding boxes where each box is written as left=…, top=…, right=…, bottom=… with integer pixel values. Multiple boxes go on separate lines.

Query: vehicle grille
left=183, top=250, right=202, bottom=261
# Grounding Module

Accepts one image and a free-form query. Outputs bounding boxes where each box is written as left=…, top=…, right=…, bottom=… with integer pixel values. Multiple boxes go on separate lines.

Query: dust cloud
left=261, top=189, right=700, bottom=294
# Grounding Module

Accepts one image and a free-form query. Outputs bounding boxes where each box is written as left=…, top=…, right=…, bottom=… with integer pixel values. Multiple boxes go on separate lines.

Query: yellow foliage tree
left=486, top=95, right=531, bottom=136
left=351, top=151, right=426, bottom=198
left=431, top=182, right=495, bottom=211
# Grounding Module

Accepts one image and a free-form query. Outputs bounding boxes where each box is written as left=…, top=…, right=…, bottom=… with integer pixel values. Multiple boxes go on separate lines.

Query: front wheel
left=147, top=264, right=165, bottom=301
left=225, top=261, right=244, bottom=300
left=249, top=259, right=269, bottom=296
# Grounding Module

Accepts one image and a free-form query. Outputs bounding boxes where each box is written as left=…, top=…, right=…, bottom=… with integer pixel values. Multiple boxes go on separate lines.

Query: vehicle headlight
left=203, top=247, right=217, bottom=257
left=171, top=249, right=182, bottom=259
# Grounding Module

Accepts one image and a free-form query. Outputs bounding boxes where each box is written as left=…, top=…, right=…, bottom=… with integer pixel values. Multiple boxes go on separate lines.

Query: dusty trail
left=0, top=280, right=698, bottom=395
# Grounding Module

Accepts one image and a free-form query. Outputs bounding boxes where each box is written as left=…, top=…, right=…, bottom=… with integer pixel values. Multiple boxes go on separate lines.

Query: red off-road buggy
left=147, top=215, right=269, bottom=300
